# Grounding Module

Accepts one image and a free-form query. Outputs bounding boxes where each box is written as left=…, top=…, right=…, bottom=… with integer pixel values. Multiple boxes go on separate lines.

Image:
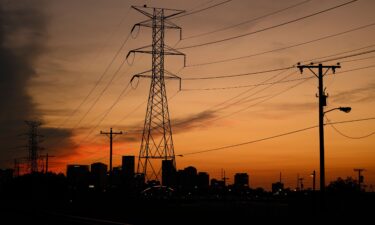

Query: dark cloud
left=250, top=102, right=316, bottom=119
left=0, top=0, right=74, bottom=169
left=115, top=110, right=217, bottom=143
left=172, top=110, right=217, bottom=132
left=331, top=83, right=375, bottom=104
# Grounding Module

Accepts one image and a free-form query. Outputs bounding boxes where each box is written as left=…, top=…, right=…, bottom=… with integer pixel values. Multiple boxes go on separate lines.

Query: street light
left=320, top=106, right=351, bottom=194
left=324, top=107, right=351, bottom=115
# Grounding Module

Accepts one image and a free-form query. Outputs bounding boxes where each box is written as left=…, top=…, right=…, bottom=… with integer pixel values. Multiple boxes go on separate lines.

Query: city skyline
left=1, top=0, right=374, bottom=190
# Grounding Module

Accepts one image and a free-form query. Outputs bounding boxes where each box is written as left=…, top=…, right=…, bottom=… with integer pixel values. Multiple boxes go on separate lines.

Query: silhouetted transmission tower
left=25, top=120, right=42, bottom=173
left=127, top=5, right=185, bottom=181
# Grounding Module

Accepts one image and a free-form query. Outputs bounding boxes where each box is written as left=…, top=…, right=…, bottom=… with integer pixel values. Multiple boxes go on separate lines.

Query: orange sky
left=12, top=0, right=375, bottom=190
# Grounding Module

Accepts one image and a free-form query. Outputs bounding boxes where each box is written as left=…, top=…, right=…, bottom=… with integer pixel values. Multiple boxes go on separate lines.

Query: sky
left=0, top=0, right=374, bottom=190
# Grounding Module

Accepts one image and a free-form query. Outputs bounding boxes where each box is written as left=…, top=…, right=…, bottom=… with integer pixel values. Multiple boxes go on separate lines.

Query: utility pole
left=296, top=173, right=299, bottom=191
left=100, top=128, right=123, bottom=178
left=297, top=63, right=340, bottom=195
left=354, top=168, right=365, bottom=191
left=127, top=5, right=185, bottom=181
left=44, top=153, right=55, bottom=174
left=311, top=170, right=316, bottom=191
left=14, top=159, right=20, bottom=177
left=25, top=121, right=42, bottom=173
left=299, top=177, right=304, bottom=191
left=221, top=169, right=229, bottom=186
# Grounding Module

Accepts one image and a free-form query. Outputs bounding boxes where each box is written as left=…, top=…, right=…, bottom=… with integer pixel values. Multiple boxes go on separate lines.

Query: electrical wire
left=181, top=49, right=375, bottom=85
left=173, top=0, right=233, bottom=19
left=201, top=65, right=375, bottom=151
left=316, top=49, right=375, bottom=63
left=172, top=71, right=301, bottom=130
left=179, top=117, right=375, bottom=156
left=179, top=125, right=318, bottom=156
left=182, top=66, right=293, bottom=80
left=341, top=55, right=375, bottom=63
left=325, top=115, right=375, bottom=139
left=300, top=43, right=375, bottom=63
left=188, top=0, right=216, bottom=11
left=182, top=76, right=312, bottom=91
left=183, top=0, right=312, bottom=40
left=208, top=69, right=291, bottom=111
left=214, top=71, right=297, bottom=112
left=73, top=59, right=128, bottom=129
left=186, top=22, right=375, bottom=67
left=211, top=77, right=310, bottom=123
left=177, top=0, right=358, bottom=50
left=78, top=83, right=132, bottom=145
left=56, top=31, right=133, bottom=129
left=334, top=64, right=375, bottom=74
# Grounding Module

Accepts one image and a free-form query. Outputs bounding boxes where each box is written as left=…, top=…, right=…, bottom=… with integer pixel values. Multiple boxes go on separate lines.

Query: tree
left=327, top=177, right=359, bottom=193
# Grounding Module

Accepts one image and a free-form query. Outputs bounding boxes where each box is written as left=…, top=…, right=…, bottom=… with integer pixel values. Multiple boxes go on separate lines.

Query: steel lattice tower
left=25, top=120, right=42, bottom=173
left=127, top=5, right=185, bottom=181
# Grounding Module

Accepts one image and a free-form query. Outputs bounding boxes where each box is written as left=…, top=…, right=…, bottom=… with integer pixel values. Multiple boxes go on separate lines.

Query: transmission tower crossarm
left=127, top=45, right=185, bottom=57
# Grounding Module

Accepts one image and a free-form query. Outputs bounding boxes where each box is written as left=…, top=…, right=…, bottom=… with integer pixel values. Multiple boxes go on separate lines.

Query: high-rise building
left=90, top=162, right=108, bottom=190
left=272, top=182, right=284, bottom=194
left=122, top=156, right=135, bottom=178
left=234, top=173, right=249, bottom=188
left=162, top=160, right=176, bottom=187
left=197, top=172, right=209, bottom=191
left=179, top=166, right=198, bottom=190
left=67, top=164, right=90, bottom=189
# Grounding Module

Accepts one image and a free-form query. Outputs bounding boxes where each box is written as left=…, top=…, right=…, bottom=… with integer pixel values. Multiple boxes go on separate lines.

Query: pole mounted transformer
left=127, top=5, right=186, bottom=181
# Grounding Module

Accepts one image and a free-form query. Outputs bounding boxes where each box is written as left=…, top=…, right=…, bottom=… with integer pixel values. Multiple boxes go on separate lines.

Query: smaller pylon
left=25, top=120, right=43, bottom=173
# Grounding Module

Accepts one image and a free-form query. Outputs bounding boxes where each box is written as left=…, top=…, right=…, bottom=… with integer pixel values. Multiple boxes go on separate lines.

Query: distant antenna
left=221, top=168, right=229, bottom=186
left=354, top=168, right=365, bottom=191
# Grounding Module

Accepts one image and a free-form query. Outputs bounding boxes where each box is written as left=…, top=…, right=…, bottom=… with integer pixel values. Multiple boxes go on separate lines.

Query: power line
left=182, top=49, right=375, bottom=84
left=82, top=85, right=181, bottom=149
left=211, top=77, right=309, bottom=122
left=183, top=0, right=312, bottom=40
left=78, top=82, right=132, bottom=145
left=316, top=49, right=375, bottom=63
left=214, top=71, right=297, bottom=112
left=341, top=55, right=375, bottom=63
left=331, top=124, right=375, bottom=139
left=186, top=22, right=375, bottom=67
left=208, top=69, right=291, bottom=111
left=205, top=64, right=375, bottom=114
left=188, top=0, right=216, bottom=11
left=73, top=59, right=128, bottom=129
left=172, top=71, right=301, bottom=131
left=334, top=64, right=375, bottom=74
left=56, top=30, right=133, bottom=129
left=179, top=117, right=375, bottom=156
left=182, top=76, right=311, bottom=91
left=300, top=43, right=375, bottom=63
left=180, top=125, right=318, bottom=156
left=173, top=0, right=233, bottom=19
left=325, top=116, right=375, bottom=139
left=182, top=66, right=293, bottom=80
left=174, top=64, right=375, bottom=138
left=326, top=117, right=375, bottom=126
left=177, top=0, right=358, bottom=50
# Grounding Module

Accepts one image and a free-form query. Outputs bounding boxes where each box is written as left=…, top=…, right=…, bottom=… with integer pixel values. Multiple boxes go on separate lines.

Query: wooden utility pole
left=100, top=128, right=123, bottom=177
